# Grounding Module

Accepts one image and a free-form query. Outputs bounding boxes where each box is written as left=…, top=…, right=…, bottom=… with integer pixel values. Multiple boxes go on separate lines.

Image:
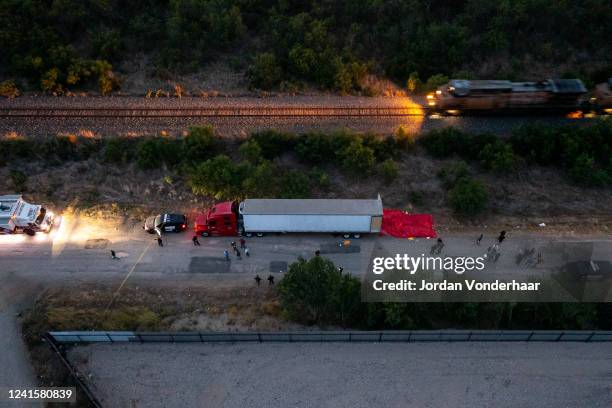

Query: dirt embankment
left=2, top=147, right=611, bottom=236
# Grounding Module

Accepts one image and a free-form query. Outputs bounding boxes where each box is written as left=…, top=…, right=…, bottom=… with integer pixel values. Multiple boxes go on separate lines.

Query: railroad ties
left=0, top=106, right=425, bottom=118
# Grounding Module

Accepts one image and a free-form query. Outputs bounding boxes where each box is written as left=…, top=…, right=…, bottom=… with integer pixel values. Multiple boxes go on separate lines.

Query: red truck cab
left=194, top=201, right=239, bottom=236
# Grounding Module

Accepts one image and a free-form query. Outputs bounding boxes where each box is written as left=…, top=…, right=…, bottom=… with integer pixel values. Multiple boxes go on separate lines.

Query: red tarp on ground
left=380, top=209, right=436, bottom=238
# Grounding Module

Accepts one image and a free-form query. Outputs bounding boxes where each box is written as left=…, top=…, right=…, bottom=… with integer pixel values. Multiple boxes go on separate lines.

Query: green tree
left=379, top=159, right=399, bottom=182
left=479, top=141, right=516, bottom=173
left=247, top=53, right=282, bottom=89
left=239, top=139, right=263, bottom=164
left=448, top=177, right=488, bottom=216
left=340, top=139, right=376, bottom=173
left=184, top=125, right=216, bottom=162
left=280, top=170, right=311, bottom=198
left=277, top=256, right=362, bottom=326
left=189, top=154, right=240, bottom=199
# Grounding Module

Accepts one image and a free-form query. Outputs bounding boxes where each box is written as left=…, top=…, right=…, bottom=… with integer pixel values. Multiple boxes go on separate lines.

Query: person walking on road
left=268, top=275, right=275, bottom=286
left=498, top=230, right=506, bottom=244
left=476, top=234, right=483, bottom=246
left=224, top=250, right=230, bottom=261
left=110, top=250, right=118, bottom=259
left=231, top=241, right=237, bottom=250
left=192, top=235, right=201, bottom=246
left=236, top=249, right=241, bottom=259
left=157, top=237, right=163, bottom=247
left=245, top=247, right=250, bottom=257
left=240, top=238, right=246, bottom=249
left=435, top=238, right=444, bottom=254
left=254, top=275, right=262, bottom=286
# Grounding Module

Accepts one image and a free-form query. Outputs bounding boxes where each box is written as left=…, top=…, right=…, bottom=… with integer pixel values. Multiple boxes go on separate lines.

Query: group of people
left=254, top=274, right=275, bottom=286
left=224, top=238, right=250, bottom=260
left=427, top=231, right=508, bottom=261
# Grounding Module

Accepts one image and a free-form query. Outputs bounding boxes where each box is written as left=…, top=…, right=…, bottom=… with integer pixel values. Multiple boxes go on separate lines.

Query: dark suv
left=143, top=213, right=187, bottom=234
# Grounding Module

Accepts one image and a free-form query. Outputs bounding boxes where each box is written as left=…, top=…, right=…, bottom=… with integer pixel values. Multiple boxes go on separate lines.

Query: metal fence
left=49, top=330, right=612, bottom=344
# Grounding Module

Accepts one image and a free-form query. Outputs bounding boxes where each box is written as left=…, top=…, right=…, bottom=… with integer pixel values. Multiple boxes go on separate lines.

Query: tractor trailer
left=0, top=195, right=57, bottom=235
left=195, top=197, right=383, bottom=238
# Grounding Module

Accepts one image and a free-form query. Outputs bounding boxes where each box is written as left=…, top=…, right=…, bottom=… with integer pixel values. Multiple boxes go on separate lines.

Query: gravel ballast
left=70, top=342, right=612, bottom=408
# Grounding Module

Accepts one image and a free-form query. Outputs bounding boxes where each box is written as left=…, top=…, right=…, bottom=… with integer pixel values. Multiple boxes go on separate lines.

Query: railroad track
left=0, top=106, right=426, bottom=118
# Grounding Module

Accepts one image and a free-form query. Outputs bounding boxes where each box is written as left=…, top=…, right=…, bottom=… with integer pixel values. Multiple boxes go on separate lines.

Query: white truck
left=238, top=196, right=383, bottom=238
left=0, top=195, right=57, bottom=235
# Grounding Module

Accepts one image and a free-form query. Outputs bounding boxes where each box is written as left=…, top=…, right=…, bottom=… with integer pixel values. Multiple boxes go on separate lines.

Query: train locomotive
left=427, top=78, right=590, bottom=114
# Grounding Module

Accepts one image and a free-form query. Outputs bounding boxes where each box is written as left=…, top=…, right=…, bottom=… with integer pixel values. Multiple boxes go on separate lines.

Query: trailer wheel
left=256, top=232, right=264, bottom=237
left=24, top=229, right=36, bottom=236
left=352, top=233, right=361, bottom=239
left=245, top=232, right=253, bottom=237
left=342, top=233, right=350, bottom=239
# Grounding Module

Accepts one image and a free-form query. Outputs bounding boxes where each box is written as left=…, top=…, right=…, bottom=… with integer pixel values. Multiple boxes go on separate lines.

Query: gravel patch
left=71, top=342, right=612, bottom=408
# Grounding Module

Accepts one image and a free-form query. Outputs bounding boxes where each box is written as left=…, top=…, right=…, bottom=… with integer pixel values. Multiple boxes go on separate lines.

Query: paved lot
left=71, top=342, right=612, bottom=408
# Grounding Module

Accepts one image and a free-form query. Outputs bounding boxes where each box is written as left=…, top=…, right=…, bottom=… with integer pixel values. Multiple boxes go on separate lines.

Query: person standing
left=476, top=234, right=483, bottom=246
left=268, top=275, right=275, bottom=286
left=254, top=275, right=262, bottom=286
left=236, top=249, right=241, bottom=259
left=498, top=230, right=506, bottom=244
left=110, top=250, right=118, bottom=259
left=157, top=237, right=163, bottom=247
left=231, top=241, right=237, bottom=250
left=435, top=238, right=444, bottom=254
left=192, top=235, right=201, bottom=246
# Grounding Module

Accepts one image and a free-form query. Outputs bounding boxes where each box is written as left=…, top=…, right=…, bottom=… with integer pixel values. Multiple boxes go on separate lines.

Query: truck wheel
left=201, top=232, right=209, bottom=237
left=352, top=233, right=361, bottom=239
left=24, top=229, right=35, bottom=236
left=256, top=232, right=264, bottom=237
left=343, top=233, right=350, bottom=239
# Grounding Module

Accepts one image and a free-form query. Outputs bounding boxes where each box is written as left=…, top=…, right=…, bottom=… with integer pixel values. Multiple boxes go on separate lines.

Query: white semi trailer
left=238, top=196, right=383, bottom=238
left=0, top=195, right=56, bottom=235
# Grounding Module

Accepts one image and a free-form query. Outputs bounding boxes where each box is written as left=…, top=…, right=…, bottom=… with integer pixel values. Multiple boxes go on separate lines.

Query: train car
left=427, top=79, right=587, bottom=114
left=591, top=79, right=612, bottom=113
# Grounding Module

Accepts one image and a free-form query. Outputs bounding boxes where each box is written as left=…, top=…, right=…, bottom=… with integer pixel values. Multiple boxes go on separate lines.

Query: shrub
left=136, top=139, right=164, bottom=169
left=104, top=138, right=133, bottom=164
left=250, top=130, right=296, bottom=159
left=0, top=80, right=20, bottom=98
left=239, top=139, right=263, bottom=164
left=479, top=140, right=516, bottom=173
left=568, top=153, right=610, bottom=187
left=10, top=169, right=28, bottom=192
left=340, top=139, right=376, bottom=173
left=423, top=74, right=449, bottom=92
left=379, top=159, right=399, bottom=182
left=280, top=170, right=311, bottom=198
left=189, top=155, right=241, bottom=199
left=420, top=127, right=465, bottom=158
left=448, top=177, right=488, bottom=216
left=295, top=132, right=333, bottom=163
left=247, top=53, right=283, bottom=89
left=183, top=125, right=216, bottom=162
left=396, top=126, right=416, bottom=151
left=277, top=256, right=362, bottom=326
left=242, top=161, right=277, bottom=197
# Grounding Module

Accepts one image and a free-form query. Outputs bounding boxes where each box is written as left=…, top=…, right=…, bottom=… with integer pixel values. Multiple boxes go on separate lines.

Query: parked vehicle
left=0, top=195, right=56, bottom=235
left=195, top=196, right=383, bottom=238
left=427, top=78, right=588, bottom=114
left=143, top=213, right=187, bottom=234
